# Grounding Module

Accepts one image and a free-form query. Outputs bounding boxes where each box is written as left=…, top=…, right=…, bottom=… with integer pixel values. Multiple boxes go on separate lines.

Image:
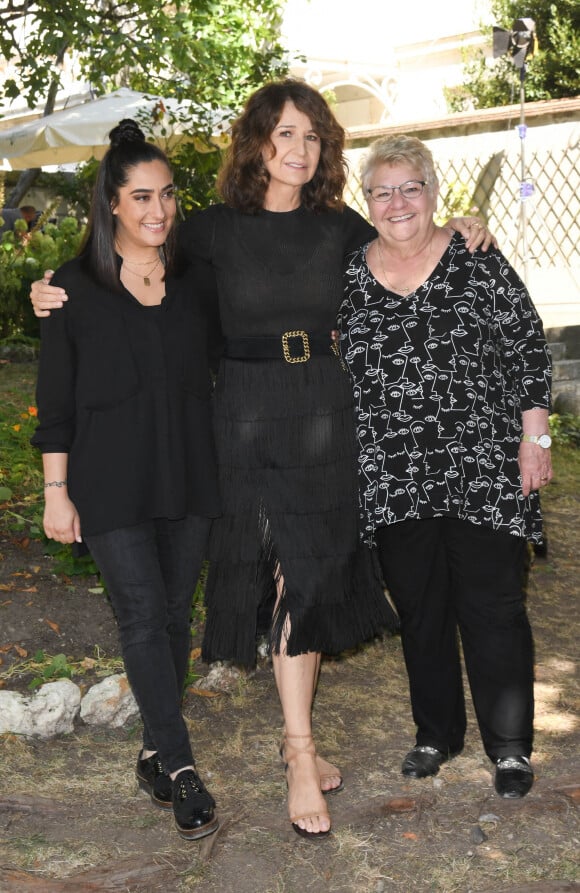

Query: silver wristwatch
left=521, top=433, right=552, bottom=449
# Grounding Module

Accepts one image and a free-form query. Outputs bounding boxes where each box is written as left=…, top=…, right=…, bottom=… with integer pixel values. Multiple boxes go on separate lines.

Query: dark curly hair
left=81, top=119, right=177, bottom=292
left=217, top=79, right=347, bottom=214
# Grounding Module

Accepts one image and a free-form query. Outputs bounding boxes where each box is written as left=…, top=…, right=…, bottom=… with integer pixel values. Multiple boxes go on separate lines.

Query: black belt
left=224, top=330, right=336, bottom=364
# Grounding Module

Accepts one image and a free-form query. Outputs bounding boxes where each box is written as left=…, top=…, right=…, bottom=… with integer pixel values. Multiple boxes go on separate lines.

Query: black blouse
left=340, top=234, right=552, bottom=543
left=32, top=256, right=221, bottom=536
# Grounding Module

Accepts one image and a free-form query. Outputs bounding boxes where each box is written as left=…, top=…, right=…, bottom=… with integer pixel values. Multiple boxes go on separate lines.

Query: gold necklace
left=122, top=255, right=162, bottom=287
left=376, top=239, right=413, bottom=295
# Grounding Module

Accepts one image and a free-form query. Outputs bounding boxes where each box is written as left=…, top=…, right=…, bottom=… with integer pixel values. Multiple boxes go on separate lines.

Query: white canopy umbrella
left=0, top=88, right=228, bottom=170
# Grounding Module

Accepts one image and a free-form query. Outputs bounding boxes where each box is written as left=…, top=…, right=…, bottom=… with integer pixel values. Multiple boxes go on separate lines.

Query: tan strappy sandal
left=279, top=735, right=344, bottom=795
left=282, top=733, right=332, bottom=839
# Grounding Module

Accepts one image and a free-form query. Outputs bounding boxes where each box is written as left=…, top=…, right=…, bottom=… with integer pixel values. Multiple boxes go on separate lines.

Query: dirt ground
left=0, top=463, right=579, bottom=892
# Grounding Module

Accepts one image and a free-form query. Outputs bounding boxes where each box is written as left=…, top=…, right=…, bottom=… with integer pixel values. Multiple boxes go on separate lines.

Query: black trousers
left=375, top=517, right=534, bottom=761
left=84, top=515, right=210, bottom=774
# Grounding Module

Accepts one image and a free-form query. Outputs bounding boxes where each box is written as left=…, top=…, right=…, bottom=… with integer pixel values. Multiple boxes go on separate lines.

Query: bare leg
left=270, top=568, right=330, bottom=834
left=279, top=651, right=342, bottom=793
left=272, top=646, right=331, bottom=835
left=309, top=652, right=342, bottom=793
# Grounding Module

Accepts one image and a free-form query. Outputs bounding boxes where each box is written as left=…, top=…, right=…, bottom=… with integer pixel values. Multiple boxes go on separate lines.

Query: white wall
left=282, top=0, right=493, bottom=123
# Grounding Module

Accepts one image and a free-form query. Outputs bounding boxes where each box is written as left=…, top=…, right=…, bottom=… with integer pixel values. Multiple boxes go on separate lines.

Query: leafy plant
left=27, top=652, right=73, bottom=689
left=436, top=179, right=477, bottom=224
left=0, top=399, right=44, bottom=524
left=0, top=647, right=125, bottom=691
left=0, top=214, right=85, bottom=339
left=41, top=538, right=99, bottom=577
left=549, top=412, right=580, bottom=447
left=0, top=364, right=100, bottom=579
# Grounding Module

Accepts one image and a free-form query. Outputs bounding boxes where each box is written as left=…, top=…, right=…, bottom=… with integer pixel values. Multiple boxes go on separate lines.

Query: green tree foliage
left=446, top=0, right=580, bottom=111
left=0, top=0, right=288, bottom=205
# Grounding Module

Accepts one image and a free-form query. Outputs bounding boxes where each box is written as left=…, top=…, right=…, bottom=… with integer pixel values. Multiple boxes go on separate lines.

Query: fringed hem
left=202, top=355, right=400, bottom=667
left=202, top=541, right=399, bottom=668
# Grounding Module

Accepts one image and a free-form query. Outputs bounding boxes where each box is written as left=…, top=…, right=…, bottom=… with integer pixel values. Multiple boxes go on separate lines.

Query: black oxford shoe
left=402, top=745, right=448, bottom=778
left=494, top=756, right=534, bottom=798
left=136, top=752, right=173, bottom=810
left=172, top=768, right=219, bottom=841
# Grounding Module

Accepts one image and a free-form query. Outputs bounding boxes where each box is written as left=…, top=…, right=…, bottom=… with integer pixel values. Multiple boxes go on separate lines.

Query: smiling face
left=111, top=159, right=176, bottom=256
left=366, top=161, right=438, bottom=246
left=262, top=101, right=321, bottom=205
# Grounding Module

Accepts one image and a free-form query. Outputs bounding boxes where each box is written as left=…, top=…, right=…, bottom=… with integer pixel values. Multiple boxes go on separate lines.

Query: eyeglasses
left=366, top=180, right=427, bottom=203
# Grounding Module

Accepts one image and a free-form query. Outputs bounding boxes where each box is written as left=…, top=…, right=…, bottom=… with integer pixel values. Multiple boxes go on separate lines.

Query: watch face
left=538, top=434, right=552, bottom=448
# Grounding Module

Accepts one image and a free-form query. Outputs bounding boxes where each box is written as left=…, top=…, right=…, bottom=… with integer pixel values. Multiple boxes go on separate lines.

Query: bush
left=0, top=215, right=85, bottom=339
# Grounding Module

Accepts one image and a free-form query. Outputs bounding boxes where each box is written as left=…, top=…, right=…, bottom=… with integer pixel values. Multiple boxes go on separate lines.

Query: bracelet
left=44, top=480, right=67, bottom=488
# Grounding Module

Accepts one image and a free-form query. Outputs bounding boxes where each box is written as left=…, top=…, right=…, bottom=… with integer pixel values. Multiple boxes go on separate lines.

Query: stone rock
left=479, top=812, right=501, bottom=823
left=0, top=681, right=81, bottom=738
left=80, top=673, right=139, bottom=727
left=0, top=691, right=34, bottom=736
left=470, top=823, right=488, bottom=844
left=28, top=680, right=81, bottom=737
left=196, top=662, right=243, bottom=692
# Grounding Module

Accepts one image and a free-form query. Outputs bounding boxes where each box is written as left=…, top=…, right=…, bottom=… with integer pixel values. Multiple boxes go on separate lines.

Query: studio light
left=493, top=17, right=537, bottom=69
left=491, top=17, right=538, bottom=284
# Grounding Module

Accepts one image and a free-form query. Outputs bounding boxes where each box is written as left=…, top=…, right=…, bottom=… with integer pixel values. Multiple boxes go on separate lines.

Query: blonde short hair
left=360, top=134, right=438, bottom=194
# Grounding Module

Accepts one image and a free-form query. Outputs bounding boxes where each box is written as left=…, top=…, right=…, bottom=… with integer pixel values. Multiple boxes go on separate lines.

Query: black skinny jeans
left=84, top=515, right=210, bottom=774
left=375, top=517, right=534, bottom=761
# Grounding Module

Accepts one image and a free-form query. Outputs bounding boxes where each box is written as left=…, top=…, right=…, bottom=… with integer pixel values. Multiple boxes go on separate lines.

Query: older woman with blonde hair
left=340, top=134, right=552, bottom=799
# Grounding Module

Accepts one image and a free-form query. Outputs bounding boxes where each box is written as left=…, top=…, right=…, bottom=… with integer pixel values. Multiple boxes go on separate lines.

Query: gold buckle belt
left=281, top=330, right=310, bottom=364
left=223, top=333, right=333, bottom=362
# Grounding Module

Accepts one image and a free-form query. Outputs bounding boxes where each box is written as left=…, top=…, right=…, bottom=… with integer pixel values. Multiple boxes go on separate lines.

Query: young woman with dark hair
left=32, top=120, right=220, bottom=842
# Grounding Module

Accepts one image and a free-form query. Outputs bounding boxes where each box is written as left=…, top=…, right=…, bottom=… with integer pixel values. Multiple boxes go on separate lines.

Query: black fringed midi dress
left=180, top=203, right=398, bottom=667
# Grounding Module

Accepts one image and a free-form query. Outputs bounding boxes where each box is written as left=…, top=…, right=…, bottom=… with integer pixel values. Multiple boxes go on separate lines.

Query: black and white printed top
left=339, top=232, right=552, bottom=544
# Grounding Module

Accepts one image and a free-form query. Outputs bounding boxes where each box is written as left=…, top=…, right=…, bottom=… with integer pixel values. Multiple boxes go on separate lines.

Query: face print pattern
left=339, top=233, right=552, bottom=544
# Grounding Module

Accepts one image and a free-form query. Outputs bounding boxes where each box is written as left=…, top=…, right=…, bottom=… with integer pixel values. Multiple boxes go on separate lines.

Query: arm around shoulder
left=30, top=269, right=68, bottom=317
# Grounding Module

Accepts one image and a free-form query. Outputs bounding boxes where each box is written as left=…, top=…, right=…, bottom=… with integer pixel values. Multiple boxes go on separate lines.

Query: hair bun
left=109, top=119, right=146, bottom=149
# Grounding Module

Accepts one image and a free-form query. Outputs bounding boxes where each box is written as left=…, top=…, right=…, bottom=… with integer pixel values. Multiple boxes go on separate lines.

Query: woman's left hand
left=518, top=441, right=553, bottom=496
left=447, top=216, right=498, bottom=253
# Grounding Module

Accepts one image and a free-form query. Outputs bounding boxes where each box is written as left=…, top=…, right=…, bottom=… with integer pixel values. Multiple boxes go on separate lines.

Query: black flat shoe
left=401, top=745, right=461, bottom=778
left=494, top=756, right=534, bottom=799
left=135, top=752, right=173, bottom=810
left=172, top=768, right=219, bottom=841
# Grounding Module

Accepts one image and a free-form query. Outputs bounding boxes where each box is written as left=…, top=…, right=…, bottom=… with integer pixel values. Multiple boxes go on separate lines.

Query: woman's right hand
left=43, top=493, right=82, bottom=544
left=31, top=270, right=68, bottom=317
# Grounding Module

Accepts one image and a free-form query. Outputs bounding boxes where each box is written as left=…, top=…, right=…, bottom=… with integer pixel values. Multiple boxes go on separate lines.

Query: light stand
left=493, top=17, right=536, bottom=284
left=515, top=59, right=534, bottom=285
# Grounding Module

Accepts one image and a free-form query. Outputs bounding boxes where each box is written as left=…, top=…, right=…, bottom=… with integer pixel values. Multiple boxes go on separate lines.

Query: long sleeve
left=475, top=250, right=552, bottom=412
left=31, top=284, right=77, bottom=453
left=30, top=257, right=221, bottom=536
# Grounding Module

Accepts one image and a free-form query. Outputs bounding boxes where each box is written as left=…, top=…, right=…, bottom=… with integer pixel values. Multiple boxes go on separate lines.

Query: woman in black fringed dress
left=180, top=81, right=398, bottom=839
left=180, top=80, right=486, bottom=839
left=181, top=203, right=393, bottom=664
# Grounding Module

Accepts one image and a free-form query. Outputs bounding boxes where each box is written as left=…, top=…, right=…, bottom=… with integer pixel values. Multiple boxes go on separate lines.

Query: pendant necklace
left=376, top=239, right=413, bottom=295
left=122, top=255, right=162, bottom=287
